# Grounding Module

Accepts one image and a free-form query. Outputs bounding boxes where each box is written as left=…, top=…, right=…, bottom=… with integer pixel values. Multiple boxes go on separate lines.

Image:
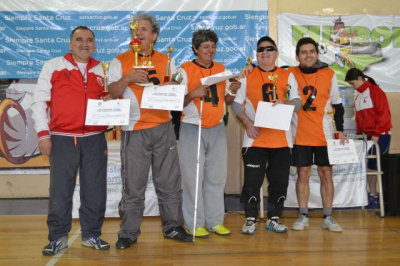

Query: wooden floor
left=1, top=210, right=400, bottom=266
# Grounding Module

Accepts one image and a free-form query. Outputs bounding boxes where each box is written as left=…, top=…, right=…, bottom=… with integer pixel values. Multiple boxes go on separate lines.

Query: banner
left=72, top=141, right=159, bottom=217
left=285, top=140, right=370, bottom=208
left=278, top=13, right=400, bottom=92
left=0, top=0, right=268, bottom=79
left=0, top=0, right=268, bottom=168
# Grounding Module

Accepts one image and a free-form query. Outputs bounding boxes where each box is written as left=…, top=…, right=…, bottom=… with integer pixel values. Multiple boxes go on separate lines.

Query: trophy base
left=132, top=65, right=155, bottom=69
left=136, top=82, right=154, bottom=87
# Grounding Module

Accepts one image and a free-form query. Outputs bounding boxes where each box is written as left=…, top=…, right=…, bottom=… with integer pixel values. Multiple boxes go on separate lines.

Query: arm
left=330, top=73, right=346, bottom=144
left=31, top=61, right=52, bottom=155
left=183, top=85, right=209, bottom=107
left=232, top=101, right=260, bottom=139
left=107, top=58, right=148, bottom=98
left=372, top=86, right=392, bottom=137
left=231, top=78, right=259, bottom=139
left=225, top=78, right=242, bottom=105
left=180, top=67, right=209, bottom=107
left=272, top=73, right=301, bottom=111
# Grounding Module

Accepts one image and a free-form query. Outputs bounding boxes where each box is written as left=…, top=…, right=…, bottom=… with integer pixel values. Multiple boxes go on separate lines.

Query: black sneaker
left=116, top=237, right=137, bottom=249
left=163, top=226, right=193, bottom=242
left=42, top=236, right=68, bottom=256
left=82, top=236, right=110, bottom=250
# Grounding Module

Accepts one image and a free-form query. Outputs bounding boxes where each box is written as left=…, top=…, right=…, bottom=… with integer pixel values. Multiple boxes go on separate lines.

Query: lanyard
left=299, top=68, right=318, bottom=99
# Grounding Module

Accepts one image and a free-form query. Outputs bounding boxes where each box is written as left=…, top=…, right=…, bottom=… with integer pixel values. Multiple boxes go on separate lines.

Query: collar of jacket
left=64, top=53, right=100, bottom=70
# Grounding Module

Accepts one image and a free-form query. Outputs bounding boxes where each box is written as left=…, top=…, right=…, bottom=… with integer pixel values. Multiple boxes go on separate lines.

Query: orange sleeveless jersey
left=182, top=61, right=226, bottom=128
left=246, top=67, right=290, bottom=148
left=116, top=51, right=170, bottom=130
left=289, top=66, right=335, bottom=146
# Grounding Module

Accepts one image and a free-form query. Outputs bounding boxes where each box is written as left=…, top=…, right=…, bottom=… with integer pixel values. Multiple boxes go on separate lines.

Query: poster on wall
left=0, top=79, right=49, bottom=168
left=0, top=0, right=269, bottom=168
left=278, top=13, right=400, bottom=92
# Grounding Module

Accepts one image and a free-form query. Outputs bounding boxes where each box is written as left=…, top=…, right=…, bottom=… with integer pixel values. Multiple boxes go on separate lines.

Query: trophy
left=101, top=61, right=110, bottom=96
left=268, top=73, right=278, bottom=102
left=129, top=20, right=142, bottom=67
left=226, top=57, right=253, bottom=96
left=171, top=61, right=186, bottom=84
left=164, top=45, right=174, bottom=82
left=286, top=84, right=291, bottom=101
left=236, top=57, right=253, bottom=80
left=327, top=108, right=340, bottom=139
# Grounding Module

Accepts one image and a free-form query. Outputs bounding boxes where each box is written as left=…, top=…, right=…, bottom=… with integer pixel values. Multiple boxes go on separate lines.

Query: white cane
left=192, top=97, right=204, bottom=242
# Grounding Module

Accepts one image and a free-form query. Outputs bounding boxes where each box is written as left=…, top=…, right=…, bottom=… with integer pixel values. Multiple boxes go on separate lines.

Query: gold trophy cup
left=101, top=61, right=110, bottom=96
left=129, top=20, right=143, bottom=68
left=164, top=45, right=174, bottom=82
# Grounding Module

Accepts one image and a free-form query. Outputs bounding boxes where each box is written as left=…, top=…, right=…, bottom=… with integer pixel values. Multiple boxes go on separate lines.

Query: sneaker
left=116, top=237, right=137, bottom=249
left=242, top=217, right=257, bottom=235
left=82, top=236, right=110, bottom=250
left=163, top=226, right=193, bottom=242
left=367, top=194, right=379, bottom=209
left=209, top=224, right=231, bottom=236
left=292, top=214, right=310, bottom=231
left=322, top=215, right=343, bottom=232
left=42, top=236, right=68, bottom=256
left=266, top=217, right=288, bottom=233
left=188, top=227, right=210, bottom=238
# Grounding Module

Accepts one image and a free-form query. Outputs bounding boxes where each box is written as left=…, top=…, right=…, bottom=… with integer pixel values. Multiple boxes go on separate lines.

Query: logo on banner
left=290, top=15, right=390, bottom=85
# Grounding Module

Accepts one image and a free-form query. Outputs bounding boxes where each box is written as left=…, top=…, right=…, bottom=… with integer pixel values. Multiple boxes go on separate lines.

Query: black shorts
left=292, top=145, right=330, bottom=167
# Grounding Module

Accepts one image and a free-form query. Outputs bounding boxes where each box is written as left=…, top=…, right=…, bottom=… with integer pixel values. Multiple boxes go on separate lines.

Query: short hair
left=295, top=37, right=318, bottom=56
left=345, top=68, right=377, bottom=85
left=131, top=13, right=160, bottom=36
left=257, top=36, right=277, bottom=50
left=70, top=26, right=95, bottom=40
left=192, top=29, right=219, bottom=55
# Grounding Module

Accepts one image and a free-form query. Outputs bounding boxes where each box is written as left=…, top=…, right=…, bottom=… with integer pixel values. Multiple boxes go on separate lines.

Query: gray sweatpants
left=118, top=122, right=184, bottom=239
left=47, top=133, right=107, bottom=241
left=179, top=122, right=227, bottom=229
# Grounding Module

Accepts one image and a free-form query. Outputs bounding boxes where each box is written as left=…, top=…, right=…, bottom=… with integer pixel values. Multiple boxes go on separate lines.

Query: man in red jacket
left=32, top=26, right=110, bottom=255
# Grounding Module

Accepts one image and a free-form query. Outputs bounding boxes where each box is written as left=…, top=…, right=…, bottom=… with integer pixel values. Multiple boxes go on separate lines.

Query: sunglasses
left=257, top=46, right=277, bottom=53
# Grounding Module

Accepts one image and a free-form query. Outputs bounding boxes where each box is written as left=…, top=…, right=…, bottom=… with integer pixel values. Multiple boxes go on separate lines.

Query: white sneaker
left=266, top=217, right=288, bottom=233
left=292, top=214, right=310, bottom=230
left=322, top=215, right=343, bottom=232
left=242, top=217, right=257, bottom=235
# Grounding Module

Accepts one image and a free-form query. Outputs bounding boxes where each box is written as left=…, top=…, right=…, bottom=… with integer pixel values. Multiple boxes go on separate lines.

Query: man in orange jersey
left=231, top=36, right=301, bottom=234
left=178, top=29, right=241, bottom=238
left=290, top=37, right=346, bottom=232
left=108, top=13, right=192, bottom=248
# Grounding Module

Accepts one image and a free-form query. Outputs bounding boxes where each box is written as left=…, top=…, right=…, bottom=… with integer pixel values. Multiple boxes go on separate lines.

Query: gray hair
left=192, top=29, right=218, bottom=55
left=131, top=13, right=160, bottom=37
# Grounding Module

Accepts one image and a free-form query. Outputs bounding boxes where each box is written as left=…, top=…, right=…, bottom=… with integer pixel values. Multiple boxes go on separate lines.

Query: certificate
left=254, top=101, right=294, bottom=131
left=85, top=99, right=130, bottom=126
left=327, top=139, right=359, bottom=164
left=141, top=85, right=185, bottom=111
left=200, top=70, right=236, bottom=86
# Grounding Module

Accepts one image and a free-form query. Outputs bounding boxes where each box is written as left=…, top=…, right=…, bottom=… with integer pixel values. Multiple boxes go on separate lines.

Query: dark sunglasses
left=257, top=46, right=277, bottom=53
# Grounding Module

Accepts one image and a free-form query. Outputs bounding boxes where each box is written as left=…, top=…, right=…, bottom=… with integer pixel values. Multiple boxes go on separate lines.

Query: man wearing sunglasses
left=289, top=37, right=346, bottom=232
left=231, top=36, right=301, bottom=235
